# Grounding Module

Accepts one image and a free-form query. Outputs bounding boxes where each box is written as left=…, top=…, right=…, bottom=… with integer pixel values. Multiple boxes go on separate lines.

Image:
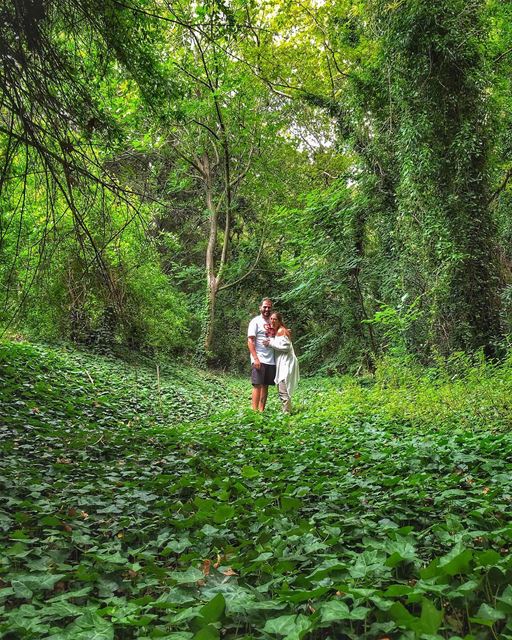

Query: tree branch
left=488, top=167, right=512, bottom=205
left=218, top=229, right=266, bottom=292
left=495, top=47, right=512, bottom=63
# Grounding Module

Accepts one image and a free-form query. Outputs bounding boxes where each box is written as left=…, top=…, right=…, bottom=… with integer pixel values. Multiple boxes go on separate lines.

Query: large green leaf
left=263, top=614, right=312, bottom=639
left=213, top=505, right=235, bottom=523
left=199, top=593, right=225, bottom=623
left=241, top=466, right=259, bottom=479
left=389, top=602, right=417, bottom=629
left=11, top=580, right=33, bottom=599
left=470, top=603, right=506, bottom=627
left=319, top=600, right=350, bottom=622
left=170, top=567, right=204, bottom=584
left=437, top=545, right=473, bottom=576
left=193, top=626, right=219, bottom=640
left=418, top=599, right=443, bottom=635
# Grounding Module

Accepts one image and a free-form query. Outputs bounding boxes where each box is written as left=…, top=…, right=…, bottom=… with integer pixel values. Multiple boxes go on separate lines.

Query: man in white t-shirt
left=247, top=298, right=276, bottom=411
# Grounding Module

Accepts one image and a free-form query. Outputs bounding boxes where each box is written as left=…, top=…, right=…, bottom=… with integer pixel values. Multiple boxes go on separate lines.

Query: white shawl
left=268, top=335, right=300, bottom=396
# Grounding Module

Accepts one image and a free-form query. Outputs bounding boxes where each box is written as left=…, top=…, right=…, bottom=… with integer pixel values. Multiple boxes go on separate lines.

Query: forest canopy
left=2, top=0, right=512, bottom=372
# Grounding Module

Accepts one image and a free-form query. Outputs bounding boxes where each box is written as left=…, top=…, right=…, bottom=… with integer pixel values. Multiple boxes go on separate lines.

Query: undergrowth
left=1, top=341, right=512, bottom=640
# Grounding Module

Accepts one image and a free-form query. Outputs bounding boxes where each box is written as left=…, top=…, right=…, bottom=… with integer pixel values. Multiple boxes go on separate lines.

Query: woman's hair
left=271, top=312, right=291, bottom=338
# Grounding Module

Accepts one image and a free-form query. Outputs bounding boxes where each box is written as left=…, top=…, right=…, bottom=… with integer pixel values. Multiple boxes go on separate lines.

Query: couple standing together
left=247, top=298, right=299, bottom=413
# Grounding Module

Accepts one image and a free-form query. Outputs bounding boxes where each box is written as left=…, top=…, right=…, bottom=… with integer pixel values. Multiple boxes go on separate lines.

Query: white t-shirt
left=247, top=315, right=275, bottom=365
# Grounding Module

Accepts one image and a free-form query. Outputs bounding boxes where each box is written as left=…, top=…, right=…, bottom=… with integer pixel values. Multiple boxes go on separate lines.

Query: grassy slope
left=1, top=341, right=512, bottom=640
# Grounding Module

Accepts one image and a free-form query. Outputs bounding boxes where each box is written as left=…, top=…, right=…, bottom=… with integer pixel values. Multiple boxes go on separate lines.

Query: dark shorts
left=251, top=363, right=276, bottom=386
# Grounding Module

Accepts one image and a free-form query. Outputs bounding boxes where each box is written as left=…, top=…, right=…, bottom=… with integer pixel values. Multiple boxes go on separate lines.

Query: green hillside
left=1, top=341, right=512, bottom=639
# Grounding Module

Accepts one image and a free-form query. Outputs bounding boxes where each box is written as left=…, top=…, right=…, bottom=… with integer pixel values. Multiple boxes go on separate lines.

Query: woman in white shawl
left=263, top=312, right=299, bottom=414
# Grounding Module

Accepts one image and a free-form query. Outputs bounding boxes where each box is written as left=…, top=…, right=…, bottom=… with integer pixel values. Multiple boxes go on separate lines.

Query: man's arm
left=247, top=336, right=261, bottom=369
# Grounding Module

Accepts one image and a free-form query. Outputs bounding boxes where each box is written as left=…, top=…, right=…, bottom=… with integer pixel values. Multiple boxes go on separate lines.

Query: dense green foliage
left=2, top=340, right=512, bottom=639
left=2, top=0, right=512, bottom=369
left=2, top=3, right=512, bottom=634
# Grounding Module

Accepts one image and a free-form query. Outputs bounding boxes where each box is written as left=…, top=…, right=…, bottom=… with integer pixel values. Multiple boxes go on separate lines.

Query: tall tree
left=154, top=1, right=304, bottom=358
left=372, top=0, right=502, bottom=356
left=0, top=0, right=170, bottom=332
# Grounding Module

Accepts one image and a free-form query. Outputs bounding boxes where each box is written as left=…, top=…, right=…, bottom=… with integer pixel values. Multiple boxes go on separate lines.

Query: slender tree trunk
left=204, top=275, right=218, bottom=353
left=201, top=152, right=224, bottom=356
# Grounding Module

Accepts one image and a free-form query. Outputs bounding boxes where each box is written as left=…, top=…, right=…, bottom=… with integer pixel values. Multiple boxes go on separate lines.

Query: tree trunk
left=201, top=152, right=222, bottom=357
left=203, top=275, right=218, bottom=354
left=376, top=0, right=502, bottom=357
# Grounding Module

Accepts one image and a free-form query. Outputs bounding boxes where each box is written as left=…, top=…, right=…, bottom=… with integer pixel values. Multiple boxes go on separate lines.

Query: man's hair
left=260, top=297, right=272, bottom=306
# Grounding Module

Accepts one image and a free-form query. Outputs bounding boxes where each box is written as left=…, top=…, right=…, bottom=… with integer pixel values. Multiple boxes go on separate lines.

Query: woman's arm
left=266, top=336, right=291, bottom=352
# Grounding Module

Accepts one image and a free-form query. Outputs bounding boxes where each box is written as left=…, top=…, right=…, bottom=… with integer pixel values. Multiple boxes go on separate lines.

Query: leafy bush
left=122, top=261, right=194, bottom=354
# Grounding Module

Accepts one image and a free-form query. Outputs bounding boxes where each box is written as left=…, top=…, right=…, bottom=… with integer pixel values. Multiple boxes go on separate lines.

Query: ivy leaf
left=263, top=614, right=312, bottom=639
left=470, top=603, right=506, bottom=627
left=437, top=544, right=473, bottom=576
left=29, top=573, right=66, bottom=591
left=12, top=580, right=33, bottom=599
left=384, top=585, right=414, bottom=597
left=385, top=537, right=417, bottom=567
left=418, top=598, right=443, bottom=635
left=170, top=567, right=204, bottom=584
left=475, top=550, right=501, bottom=567
left=319, top=600, right=350, bottom=622
left=497, top=585, right=512, bottom=611
left=389, top=602, right=417, bottom=629
left=241, top=465, right=259, bottom=479
left=193, top=625, right=219, bottom=640
left=53, top=611, right=115, bottom=640
left=199, top=593, right=225, bottom=623
left=349, top=606, right=370, bottom=620
left=280, top=496, right=302, bottom=512
left=213, top=504, right=235, bottom=523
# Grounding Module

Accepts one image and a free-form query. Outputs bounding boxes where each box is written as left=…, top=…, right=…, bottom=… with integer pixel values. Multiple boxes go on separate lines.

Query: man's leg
left=251, top=365, right=263, bottom=411
left=258, top=385, right=269, bottom=411
left=252, top=385, right=262, bottom=410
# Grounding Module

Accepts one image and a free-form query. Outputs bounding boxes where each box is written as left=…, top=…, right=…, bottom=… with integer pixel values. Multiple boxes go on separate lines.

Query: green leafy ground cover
left=1, top=342, right=512, bottom=640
